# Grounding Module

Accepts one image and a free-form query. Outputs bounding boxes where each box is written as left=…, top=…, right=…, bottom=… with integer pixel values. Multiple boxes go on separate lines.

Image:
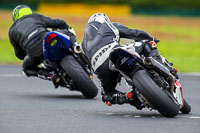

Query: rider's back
left=82, top=21, right=116, bottom=61
left=9, top=13, right=67, bottom=59
left=9, top=14, right=49, bottom=50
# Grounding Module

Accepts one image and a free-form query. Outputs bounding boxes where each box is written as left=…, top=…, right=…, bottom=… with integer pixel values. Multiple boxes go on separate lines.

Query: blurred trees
left=1, top=0, right=200, bottom=9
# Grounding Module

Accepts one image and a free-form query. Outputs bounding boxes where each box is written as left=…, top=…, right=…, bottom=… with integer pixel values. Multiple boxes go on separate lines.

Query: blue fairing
left=43, top=31, right=71, bottom=62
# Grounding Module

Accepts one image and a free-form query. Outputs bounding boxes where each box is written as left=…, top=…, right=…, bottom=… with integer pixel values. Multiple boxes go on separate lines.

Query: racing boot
left=38, top=68, right=51, bottom=80
left=102, top=90, right=128, bottom=106
left=102, top=91, right=143, bottom=110
left=23, top=68, right=51, bottom=79
left=23, top=68, right=61, bottom=88
left=23, top=69, right=39, bottom=77
left=102, top=90, right=143, bottom=110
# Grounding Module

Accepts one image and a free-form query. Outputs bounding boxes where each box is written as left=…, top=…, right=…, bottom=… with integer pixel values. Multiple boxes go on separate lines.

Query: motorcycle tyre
left=60, top=55, right=98, bottom=99
left=180, top=99, right=191, bottom=114
left=132, top=70, right=180, bottom=117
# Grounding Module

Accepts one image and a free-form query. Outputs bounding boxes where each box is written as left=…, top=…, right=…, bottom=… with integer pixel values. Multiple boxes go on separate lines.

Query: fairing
left=43, top=31, right=71, bottom=62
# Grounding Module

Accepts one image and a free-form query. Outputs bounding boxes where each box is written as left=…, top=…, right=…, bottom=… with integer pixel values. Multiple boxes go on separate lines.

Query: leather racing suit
left=9, top=13, right=76, bottom=77
left=82, top=20, right=154, bottom=94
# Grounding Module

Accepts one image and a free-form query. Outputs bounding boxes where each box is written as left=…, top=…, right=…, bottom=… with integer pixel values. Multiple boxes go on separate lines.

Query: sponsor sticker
left=51, top=39, right=57, bottom=46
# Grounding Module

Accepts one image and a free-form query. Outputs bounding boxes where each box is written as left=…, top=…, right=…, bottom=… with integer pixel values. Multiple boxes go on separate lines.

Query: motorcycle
left=109, top=41, right=191, bottom=117
left=42, top=31, right=98, bottom=99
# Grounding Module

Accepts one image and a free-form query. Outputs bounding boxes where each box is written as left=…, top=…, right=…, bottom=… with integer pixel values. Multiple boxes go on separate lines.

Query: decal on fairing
left=50, top=39, right=57, bottom=46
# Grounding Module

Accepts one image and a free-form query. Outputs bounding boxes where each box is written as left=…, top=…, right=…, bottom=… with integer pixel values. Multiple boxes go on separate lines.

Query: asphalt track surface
left=0, top=65, right=200, bottom=133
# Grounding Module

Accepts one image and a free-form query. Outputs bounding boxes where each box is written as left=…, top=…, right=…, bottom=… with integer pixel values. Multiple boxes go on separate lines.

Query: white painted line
left=180, top=72, right=200, bottom=76
left=0, top=74, right=23, bottom=77
left=178, top=115, right=188, bottom=118
left=124, top=115, right=132, bottom=118
left=104, top=112, right=115, bottom=115
left=134, top=115, right=141, bottom=118
left=190, top=116, right=200, bottom=119
left=97, top=112, right=114, bottom=115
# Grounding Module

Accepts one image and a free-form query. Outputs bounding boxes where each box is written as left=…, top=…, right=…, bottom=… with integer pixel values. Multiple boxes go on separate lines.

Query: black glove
left=153, top=37, right=160, bottom=43
left=148, top=37, right=160, bottom=49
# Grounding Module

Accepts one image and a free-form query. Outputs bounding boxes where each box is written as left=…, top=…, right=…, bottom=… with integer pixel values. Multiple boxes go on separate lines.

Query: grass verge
left=0, top=11, right=199, bottom=72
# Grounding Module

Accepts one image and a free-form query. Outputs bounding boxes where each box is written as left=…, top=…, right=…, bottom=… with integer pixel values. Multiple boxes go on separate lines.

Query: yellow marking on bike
left=51, top=39, right=57, bottom=46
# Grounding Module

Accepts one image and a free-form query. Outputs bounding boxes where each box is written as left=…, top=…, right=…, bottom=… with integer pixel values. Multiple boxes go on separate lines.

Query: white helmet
left=88, top=13, right=110, bottom=24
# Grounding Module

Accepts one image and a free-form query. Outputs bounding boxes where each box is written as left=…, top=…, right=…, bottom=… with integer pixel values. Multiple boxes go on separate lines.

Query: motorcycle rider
left=9, top=5, right=77, bottom=88
left=81, top=13, right=177, bottom=108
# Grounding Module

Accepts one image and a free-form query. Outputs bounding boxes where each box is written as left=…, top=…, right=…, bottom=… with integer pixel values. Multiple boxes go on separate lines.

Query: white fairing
left=173, top=80, right=184, bottom=108
left=121, top=42, right=141, bottom=57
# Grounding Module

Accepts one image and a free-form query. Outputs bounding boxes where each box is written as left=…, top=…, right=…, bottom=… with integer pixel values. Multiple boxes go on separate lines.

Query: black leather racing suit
left=82, top=21, right=154, bottom=93
left=9, top=13, right=76, bottom=76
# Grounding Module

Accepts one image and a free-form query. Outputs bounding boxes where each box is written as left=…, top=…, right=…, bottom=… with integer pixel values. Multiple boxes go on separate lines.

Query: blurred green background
left=0, top=0, right=200, bottom=72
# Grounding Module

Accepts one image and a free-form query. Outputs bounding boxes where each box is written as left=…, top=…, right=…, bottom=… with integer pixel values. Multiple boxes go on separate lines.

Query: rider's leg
left=22, top=55, right=60, bottom=88
left=96, top=59, right=141, bottom=107
left=22, top=55, right=44, bottom=77
left=95, top=59, right=126, bottom=105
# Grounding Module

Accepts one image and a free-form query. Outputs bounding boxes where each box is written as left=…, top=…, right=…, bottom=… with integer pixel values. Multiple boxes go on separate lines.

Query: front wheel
left=132, top=70, right=180, bottom=117
left=60, top=55, right=98, bottom=99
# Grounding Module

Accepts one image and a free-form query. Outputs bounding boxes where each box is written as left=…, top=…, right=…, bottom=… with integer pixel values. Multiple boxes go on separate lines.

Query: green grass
left=158, top=40, right=200, bottom=72
left=127, top=20, right=200, bottom=72
left=157, top=26, right=199, bottom=72
left=0, top=39, right=22, bottom=64
left=0, top=12, right=200, bottom=72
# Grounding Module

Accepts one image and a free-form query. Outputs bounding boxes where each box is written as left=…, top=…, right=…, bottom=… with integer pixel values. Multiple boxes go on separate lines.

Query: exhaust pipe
left=73, top=43, right=82, bottom=54
left=144, top=57, right=175, bottom=93
left=144, top=57, right=171, bottom=77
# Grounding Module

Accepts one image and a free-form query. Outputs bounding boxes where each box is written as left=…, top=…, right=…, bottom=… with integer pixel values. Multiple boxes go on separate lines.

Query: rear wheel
left=132, top=70, right=180, bottom=117
left=60, top=55, right=98, bottom=99
left=180, top=99, right=191, bottom=114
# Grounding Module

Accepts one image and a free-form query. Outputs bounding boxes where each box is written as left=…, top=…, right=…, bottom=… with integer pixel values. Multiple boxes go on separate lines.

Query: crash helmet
left=88, top=13, right=110, bottom=24
left=12, top=5, right=32, bottom=22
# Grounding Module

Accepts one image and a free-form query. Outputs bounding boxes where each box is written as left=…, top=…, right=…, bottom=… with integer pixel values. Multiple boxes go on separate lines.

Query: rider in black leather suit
left=82, top=13, right=176, bottom=107
left=9, top=5, right=77, bottom=87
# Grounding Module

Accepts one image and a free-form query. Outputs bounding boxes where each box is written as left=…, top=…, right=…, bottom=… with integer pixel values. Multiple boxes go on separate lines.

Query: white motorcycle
left=109, top=42, right=191, bottom=117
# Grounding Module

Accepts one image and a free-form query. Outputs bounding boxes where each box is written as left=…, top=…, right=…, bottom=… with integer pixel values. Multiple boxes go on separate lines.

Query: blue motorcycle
left=42, top=31, right=98, bottom=99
